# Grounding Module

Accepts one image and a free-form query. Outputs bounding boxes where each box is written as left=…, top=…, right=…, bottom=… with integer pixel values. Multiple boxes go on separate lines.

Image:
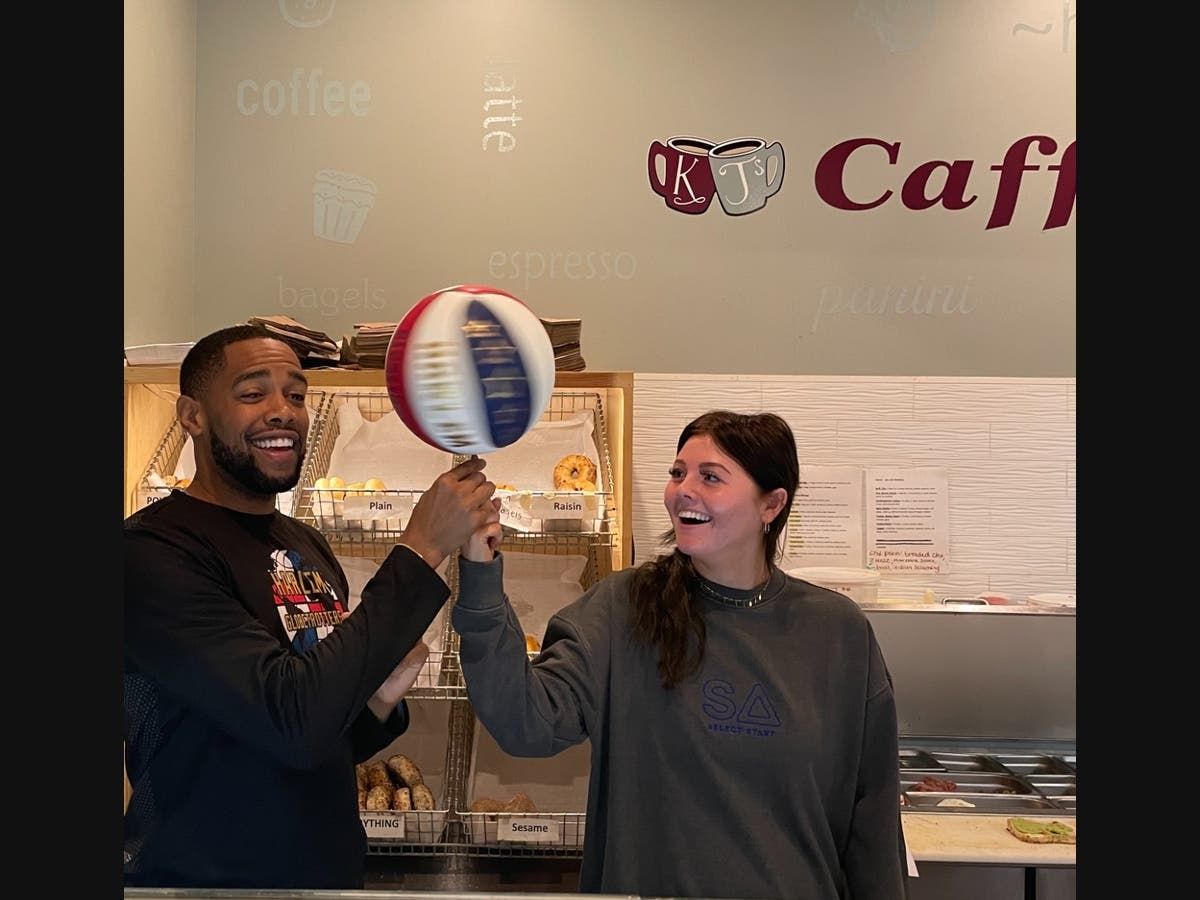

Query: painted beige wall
left=130, top=0, right=1075, bottom=376
left=124, top=0, right=197, bottom=345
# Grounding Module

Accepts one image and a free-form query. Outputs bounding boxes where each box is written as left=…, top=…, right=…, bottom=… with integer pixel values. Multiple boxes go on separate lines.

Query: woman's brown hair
left=628, top=411, right=799, bottom=689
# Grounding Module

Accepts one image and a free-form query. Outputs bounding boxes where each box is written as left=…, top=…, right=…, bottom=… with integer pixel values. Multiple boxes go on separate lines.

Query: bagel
left=553, top=454, right=598, bottom=491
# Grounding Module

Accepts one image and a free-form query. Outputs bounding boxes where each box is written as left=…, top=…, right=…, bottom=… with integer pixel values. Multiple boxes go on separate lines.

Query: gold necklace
left=696, top=575, right=771, bottom=608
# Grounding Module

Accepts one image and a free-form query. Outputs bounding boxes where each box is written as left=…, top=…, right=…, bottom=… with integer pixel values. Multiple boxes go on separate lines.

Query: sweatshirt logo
left=269, top=548, right=348, bottom=651
left=702, top=679, right=781, bottom=738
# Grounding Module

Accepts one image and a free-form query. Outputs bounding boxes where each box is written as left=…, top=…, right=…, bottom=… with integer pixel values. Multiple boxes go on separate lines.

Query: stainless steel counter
left=866, top=607, right=1075, bottom=741
left=126, top=892, right=621, bottom=900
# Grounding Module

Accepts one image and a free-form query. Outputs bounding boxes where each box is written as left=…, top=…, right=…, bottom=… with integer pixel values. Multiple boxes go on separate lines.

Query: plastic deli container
left=1027, top=593, right=1076, bottom=610
left=787, top=567, right=881, bottom=604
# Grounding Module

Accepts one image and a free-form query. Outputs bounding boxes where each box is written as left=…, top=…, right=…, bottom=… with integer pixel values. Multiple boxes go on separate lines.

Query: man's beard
left=211, top=431, right=305, bottom=496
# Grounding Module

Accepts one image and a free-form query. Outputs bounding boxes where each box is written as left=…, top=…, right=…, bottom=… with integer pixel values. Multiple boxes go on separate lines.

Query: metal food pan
left=903, top=772, right=1036, bottom=795
left=928, top=752, right=1011, bottom=774
left=898, top=749, right=945, bottom=771
left=989, top=754, right=1076, bottom=777
left=902, top=793, right=1061, bottom=813
left=1048, top=796, right=1076, bottom=811
left=1024, top=775, right=1076, bottom=796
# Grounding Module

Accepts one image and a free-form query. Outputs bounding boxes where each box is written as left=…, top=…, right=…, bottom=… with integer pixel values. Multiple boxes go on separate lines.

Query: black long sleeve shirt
left=124, top=491, right=448, bottom=888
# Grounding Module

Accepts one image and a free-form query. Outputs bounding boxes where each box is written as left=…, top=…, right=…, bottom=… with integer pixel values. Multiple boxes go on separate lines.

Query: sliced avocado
left=1009, top=817, right=1073, bottom=836
left=1008, top=817, right=1045, bottom=833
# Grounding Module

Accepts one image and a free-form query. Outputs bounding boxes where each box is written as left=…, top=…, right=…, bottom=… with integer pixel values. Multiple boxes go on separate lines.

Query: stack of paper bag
left=124, top=343, right=195, bottom=366
left=341, top=322, right=396, bottom=369
left=538, top=317, right=586, bottom=371
left=247, top=315, right=341, bottom=366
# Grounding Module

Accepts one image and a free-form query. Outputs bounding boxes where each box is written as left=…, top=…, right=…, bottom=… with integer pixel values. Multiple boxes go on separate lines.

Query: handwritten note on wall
left=866, top=468, right=950, bottom=573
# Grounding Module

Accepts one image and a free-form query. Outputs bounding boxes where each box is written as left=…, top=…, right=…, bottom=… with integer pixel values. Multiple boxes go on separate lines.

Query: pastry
left=365, top=761, right=392, bottom=790
left=386, top=754, right=424, bottom=788
left=553, top=454, right=598, bottom=491
left=411, top=784, right=435, bottom=811
left=365, top=785, right=392, bottom=810
left=503, top=792, right=538, bottom=813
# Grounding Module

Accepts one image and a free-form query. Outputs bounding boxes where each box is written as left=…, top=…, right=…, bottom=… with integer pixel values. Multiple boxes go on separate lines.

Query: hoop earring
left=763, top=521, right=770, bottom=535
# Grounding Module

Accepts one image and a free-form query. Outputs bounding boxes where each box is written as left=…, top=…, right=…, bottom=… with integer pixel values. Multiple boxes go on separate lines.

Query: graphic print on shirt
left=701, top=679, right=781, bottom=738
left=269, top=548, right=348, bottom=651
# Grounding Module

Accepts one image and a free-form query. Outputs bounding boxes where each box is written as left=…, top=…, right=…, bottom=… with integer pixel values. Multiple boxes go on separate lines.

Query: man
left=124, top=324, right=497, bottom=888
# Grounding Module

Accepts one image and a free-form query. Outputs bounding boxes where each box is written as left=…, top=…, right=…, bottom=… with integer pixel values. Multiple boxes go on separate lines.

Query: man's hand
left=367, top=640, right=430, bottom=722
left=401, top=457, right=496, bottom=569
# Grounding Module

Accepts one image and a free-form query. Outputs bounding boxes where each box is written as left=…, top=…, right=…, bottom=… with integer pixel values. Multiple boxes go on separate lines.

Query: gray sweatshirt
left=454, top=556, right=908, bottom=900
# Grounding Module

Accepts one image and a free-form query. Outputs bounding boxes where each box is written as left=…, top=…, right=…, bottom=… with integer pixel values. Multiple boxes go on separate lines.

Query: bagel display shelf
left=288, top=390, right=619, bottom=550
left=125, top=367, right=634, bottom=861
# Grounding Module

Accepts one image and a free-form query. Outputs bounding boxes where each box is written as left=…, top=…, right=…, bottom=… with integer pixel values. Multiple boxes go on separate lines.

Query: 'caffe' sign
left=648, top=133, right=1075, bottom=230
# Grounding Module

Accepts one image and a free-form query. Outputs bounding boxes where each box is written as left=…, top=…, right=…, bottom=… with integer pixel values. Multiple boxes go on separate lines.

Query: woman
left=454, top=410, right=908, bottom=899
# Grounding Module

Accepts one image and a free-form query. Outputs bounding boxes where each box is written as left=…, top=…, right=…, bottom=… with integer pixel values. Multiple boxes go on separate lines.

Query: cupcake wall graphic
left=312, top=170, right=377, bottom=244
left=647, top=136, right=785, bottom=216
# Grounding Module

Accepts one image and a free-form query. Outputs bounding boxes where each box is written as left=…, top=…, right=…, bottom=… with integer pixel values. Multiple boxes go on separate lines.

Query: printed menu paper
left=786, top=466, right=865, bottom=566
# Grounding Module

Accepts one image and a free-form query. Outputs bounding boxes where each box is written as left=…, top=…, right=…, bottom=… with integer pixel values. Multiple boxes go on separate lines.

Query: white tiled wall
left=631, top=375, right=1076, bottom=603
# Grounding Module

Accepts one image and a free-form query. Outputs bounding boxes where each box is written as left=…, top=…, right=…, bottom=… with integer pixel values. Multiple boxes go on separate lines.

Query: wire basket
left=455, top=705, right=590, bottom=852
left=294, top=390, right=619, bottom=548
left=458, top=811, right=586, bottom=852
left=133, top=391, right=328, bottom=515
left=359, top=704, right=455, bottom=845
left=361, top=809, right=449, bottom=846
left=293, top=390, right=448, bottom=541
left=298, top=389, right=622, bottom=844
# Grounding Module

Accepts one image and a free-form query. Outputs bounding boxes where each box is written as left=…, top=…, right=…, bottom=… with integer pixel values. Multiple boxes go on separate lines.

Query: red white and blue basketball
left=385, top=284, right=556, bottom=454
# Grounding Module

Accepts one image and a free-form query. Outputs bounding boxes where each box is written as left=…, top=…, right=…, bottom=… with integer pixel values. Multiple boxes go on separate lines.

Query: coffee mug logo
left=648, top=135, right=785, bottom=216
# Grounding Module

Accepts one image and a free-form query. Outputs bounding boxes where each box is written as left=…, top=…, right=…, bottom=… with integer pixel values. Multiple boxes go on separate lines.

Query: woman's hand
left=461, top=498, right=503, bottom=563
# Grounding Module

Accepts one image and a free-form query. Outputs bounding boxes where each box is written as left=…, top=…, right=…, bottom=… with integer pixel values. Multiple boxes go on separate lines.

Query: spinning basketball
left=385, top=284, right=556, bottom=454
